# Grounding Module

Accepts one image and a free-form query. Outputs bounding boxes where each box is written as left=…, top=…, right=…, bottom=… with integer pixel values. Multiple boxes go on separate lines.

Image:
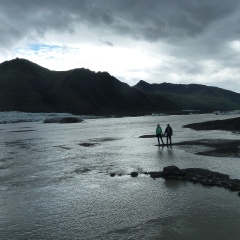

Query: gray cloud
left=1, top=0, right=240, bottom=45
left=1, top=0, right=240, bottom=92
left=100, top=39, right=114, bottom=47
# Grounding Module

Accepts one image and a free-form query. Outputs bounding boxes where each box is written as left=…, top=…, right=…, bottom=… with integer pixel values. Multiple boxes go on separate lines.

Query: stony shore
left=133, top=117, right=240, bottom=197
left=128, top=166, right=240, bottom=197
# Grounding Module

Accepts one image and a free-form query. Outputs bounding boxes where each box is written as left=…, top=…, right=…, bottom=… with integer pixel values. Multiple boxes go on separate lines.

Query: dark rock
left=148, top=171, right=164, bottom=178
left=200, top=179, right=209, bottom=185
left=192, top=177, right=198, bottom=183
left=58, top=117, right=83, bottom=123
left=79, top=143, right=98, bottom=147
left=43, top=117, right=62, bottom=123
left=178, top=171, right=187, bottom=176
left=44, top=117, right=83, bottom=123
left=124, top=165, right=240, bottom=197
left=163, top=166, right=180, bottom=175
left=177, top=176, right=184, bottom=180
left=130, top=172, right=138, bottom=177
left=74, top=168, right=90, bottom=174
left=110, top=173, right=116, bottom=177
left=230, top=186, right=240, bottom=192
left=184, top=168, right=229, bottom=179
left=164, top=175, right=173, bottom=180
left=145, top=165, right=240, bottom=197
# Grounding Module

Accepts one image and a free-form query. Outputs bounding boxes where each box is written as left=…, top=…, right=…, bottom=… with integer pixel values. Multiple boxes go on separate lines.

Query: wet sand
left=174, top=139, right=240, bottom=157
left=183, top=116, right=240, bottom=157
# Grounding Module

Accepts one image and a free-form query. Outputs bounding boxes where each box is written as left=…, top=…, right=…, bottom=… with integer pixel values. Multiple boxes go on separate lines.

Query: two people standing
left=156, top=123, right=173, bottom=146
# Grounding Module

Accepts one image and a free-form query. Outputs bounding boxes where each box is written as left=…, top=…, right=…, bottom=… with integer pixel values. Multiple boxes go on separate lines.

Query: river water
left=0, top=113, right=240, bottom=240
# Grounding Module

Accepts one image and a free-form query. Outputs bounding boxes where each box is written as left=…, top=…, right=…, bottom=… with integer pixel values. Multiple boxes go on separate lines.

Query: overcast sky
left=1, top=0, right=240, bottom=92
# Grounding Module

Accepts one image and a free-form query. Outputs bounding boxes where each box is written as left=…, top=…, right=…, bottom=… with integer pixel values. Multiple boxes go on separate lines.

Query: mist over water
left=1, top=113, right=240, bottom=240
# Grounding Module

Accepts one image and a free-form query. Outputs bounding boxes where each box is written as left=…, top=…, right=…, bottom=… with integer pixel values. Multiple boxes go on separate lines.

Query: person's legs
left=169, top=135, right=172, bottom=145
left=160, top=135, right=164, bottom=145
left=157, top=135, right=160, bottom=145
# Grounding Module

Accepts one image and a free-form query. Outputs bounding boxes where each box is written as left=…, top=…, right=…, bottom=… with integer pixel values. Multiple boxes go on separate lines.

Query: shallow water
left=1, top=113, right=240, bottom=240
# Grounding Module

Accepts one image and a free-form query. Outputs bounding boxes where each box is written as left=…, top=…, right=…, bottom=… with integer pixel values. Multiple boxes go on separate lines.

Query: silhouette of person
left=164, top=124, right=173, bottom=145
left=156, top=124, right=164, bottom=146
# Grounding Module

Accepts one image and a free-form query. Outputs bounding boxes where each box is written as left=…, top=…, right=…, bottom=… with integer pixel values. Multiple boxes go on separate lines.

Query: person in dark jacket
left=156, top=124, right=164, bottom=146
left=164, top=124, right=173, bottom=145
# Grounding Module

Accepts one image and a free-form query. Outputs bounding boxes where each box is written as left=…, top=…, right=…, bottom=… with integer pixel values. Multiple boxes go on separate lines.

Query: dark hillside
left=0, top=59, right=180, bottom=115
left=0, top=58, right=57, bottom=112
left=134, top=80, right=240, bottom=111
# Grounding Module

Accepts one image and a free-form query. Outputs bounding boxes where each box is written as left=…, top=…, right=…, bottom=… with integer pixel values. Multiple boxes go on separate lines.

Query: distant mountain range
left=1, top=58, right=240, bottom=116
left=0, top=58, right=180, bottom=115
left=134, top=80, right=240, bottom=112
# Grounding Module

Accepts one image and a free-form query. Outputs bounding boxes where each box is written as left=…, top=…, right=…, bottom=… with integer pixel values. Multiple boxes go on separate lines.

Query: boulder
left=148, top=171, right=163, bottom=179
left=130, top=172, right=138, bottom=177
left=58, top=117, right=83, bottom=123
left=146, top=165, right=240, bottom=197
left=44, top=117, right=83, bottom=123
left=163, top=166, right=180, bottom=175
left=115, top=165, right=240, bottom=197
left=43, top=117, right=62, bottom=123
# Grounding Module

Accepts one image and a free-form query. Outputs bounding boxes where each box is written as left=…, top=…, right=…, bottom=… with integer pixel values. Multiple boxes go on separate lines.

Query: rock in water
left=44, top=117, right=83, bottom=123
left=58, top=117, right=83, bottom=123
left=163, top=166, right=180, bottom=175
left=130, top=172, right=138, bottom=177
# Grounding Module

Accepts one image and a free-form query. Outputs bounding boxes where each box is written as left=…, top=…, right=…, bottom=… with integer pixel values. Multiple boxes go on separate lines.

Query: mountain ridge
left=133, top=80, right=240, bottom=111
left=0, top=58, right=180, bottom=115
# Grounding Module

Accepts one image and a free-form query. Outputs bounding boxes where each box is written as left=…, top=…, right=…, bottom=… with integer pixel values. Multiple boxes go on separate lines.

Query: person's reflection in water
left=167, top=145, right=174, bottom=160
left=157, top=145, right=164, bottom=160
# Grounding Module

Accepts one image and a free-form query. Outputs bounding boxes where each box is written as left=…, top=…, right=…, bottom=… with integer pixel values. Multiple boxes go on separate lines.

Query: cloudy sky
left=1, top=0, right=240, bottom=92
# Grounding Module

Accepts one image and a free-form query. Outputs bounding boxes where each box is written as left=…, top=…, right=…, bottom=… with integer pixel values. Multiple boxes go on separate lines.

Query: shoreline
left=140, top=116, right=240, bottom=158
left=139, top=134, right=240, bottom=158
left=183, top=116, right=240, bottom=132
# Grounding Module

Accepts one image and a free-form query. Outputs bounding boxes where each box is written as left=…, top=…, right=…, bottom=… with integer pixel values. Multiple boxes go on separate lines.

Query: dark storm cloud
left=0, top=0, right=83, bottom=50
left=1, top=0, right=240, bottom=45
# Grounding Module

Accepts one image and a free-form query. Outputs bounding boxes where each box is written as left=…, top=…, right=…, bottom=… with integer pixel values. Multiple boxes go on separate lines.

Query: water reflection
left=167, top=145, right=174, bottom=160
left=1, top=114, right=240, bottom=239
left=157, top=145, right=174, bottom=159
left=164, top=179, right=188, bottom=189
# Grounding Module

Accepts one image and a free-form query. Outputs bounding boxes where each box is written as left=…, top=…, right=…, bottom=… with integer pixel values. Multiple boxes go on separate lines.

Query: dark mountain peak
left=0, top=58, right=51, bottom=78
left=135, top=80, right=149, bottom=86
left=1, top=58, right=39, bottom=68
left=134, top=80, right=152, bottom=91
left=133, top=81, right=240, bottom=111
left=0, top=58, right=180, bottom=115
left=66, top=67, right=121, bottom=87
